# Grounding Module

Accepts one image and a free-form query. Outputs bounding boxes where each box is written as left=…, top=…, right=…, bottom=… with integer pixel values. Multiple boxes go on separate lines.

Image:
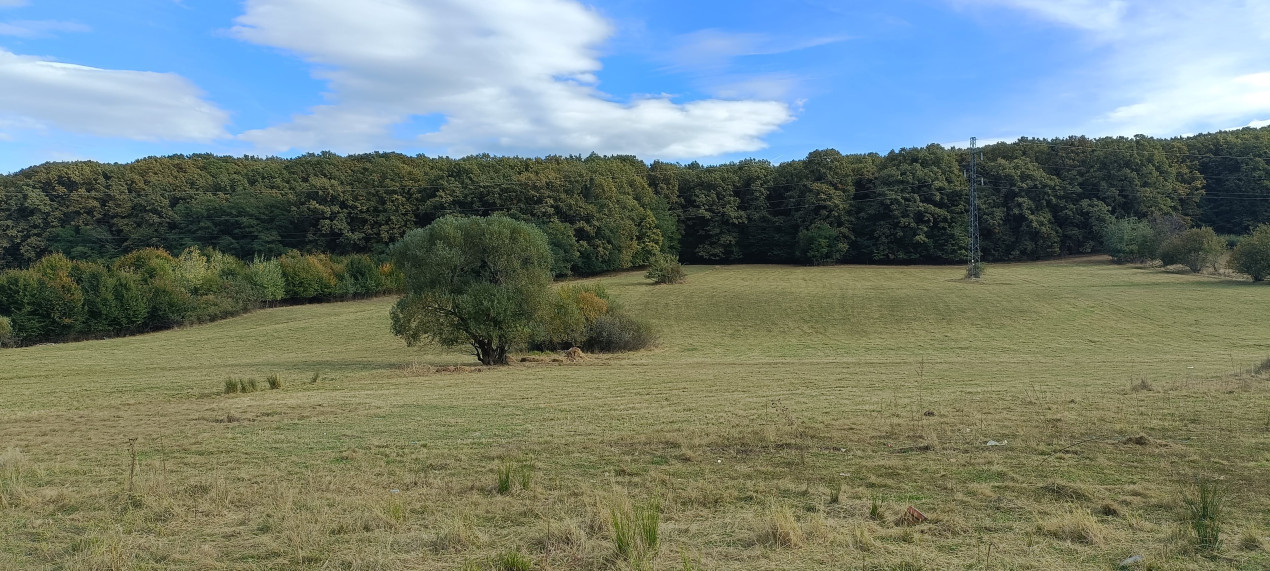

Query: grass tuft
left=756, top=504, right=805, bottom=548
left=635, top=499, right=661, bottom=552
left=223, top=378, right=239, bottom=394
left=1238, top=528, right=1266, bottom=551
left=1183, top=477, right=1226, bottom=553
left=496, top=462, right=514, bottom=495
left=431, top=516, right=482, bottom=553
left=495, top=548, right=534, bottom=571
left=1254, top=356, right=1270, bottom=376
left=266, top=373, right=283, bottom=390
left=608, top=495, right=661, bottom=562
left=868, top=496, right=885, bottom=521
left=1039, top=509, right=1106, bottom=545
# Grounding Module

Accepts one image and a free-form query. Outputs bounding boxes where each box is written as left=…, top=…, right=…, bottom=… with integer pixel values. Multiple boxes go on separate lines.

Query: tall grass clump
left=1184, top=477, right=1227, bottom=553
left=265, top=373, right=283, bottom=390
left=610, top=497, right=662, bottom=562
left=496, top=462, right=514, bottom=495
left=495, top=548, right=534, bottom=571
left=495, top=461, right=533, bottom=495
left=223, top=378, right=240, bottom=394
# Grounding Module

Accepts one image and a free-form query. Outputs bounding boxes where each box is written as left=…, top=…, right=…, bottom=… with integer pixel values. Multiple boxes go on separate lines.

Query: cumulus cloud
left=957, top=0, right=1270, bottom=136
left=231, top=0, right=793, bottom=159
left=0, top=49, right=229, bottom=140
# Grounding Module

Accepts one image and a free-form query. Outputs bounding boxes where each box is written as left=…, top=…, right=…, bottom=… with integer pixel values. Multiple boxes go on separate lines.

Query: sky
left=1, top=0, right=1269, bottom=173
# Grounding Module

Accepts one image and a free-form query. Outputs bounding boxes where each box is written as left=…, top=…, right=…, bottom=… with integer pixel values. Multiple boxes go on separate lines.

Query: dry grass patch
left=1038, top=508, right=1108, bottom=545
left=755, top=505, right=805, bottom=548
left=3, top=263, right=1270, bottom=569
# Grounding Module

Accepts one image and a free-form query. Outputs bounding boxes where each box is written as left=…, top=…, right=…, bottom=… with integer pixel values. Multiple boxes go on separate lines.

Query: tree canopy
left=389, top=215, right=553, bottom=365
left=4, top=127, right=1270, bottom=271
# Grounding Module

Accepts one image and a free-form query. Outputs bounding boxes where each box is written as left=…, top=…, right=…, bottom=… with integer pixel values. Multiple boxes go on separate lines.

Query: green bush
left=796, top=222, right=848, bottom=265
left=645, top=253, right=686, bottom=284
left=280, top=251, right=338, bottom=299
left=533, top=283, right=611, bottom=349
left=247, top=256, right=286, bottom=302
left=144, top=277, right=193, bottom=328
left=113, top=248, right=178, bottom=282
left=1158, top=227, right=1226, bottom=272
left=1230, top=225, right=1270, bottom=281
left=336, top=254, right=385, bottom=297
left=582, top=312, right=657, bottom=353
left=1102, top=218, right=1159, bottom=263
left=0, top=316, right=13, bottom=347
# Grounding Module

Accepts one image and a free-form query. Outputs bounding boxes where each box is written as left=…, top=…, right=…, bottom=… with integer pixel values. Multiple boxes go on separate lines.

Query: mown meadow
left=1, top=258, right=1268, bottom=570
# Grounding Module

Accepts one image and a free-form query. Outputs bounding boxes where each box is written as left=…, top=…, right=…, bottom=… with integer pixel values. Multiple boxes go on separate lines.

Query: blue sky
left=2, top=0, right=1269, bottom=173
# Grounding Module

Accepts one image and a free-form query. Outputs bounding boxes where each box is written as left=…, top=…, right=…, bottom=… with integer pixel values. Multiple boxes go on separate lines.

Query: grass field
left=2, top=257, right=1269, bottom=570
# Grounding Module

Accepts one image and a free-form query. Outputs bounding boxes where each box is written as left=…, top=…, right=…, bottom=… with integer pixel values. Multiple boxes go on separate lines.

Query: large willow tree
left=389, top=215, right=553, bottom=365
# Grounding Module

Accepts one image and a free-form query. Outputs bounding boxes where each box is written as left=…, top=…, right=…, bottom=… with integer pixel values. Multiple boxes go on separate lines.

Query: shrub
left=279, top=251, right=338, bottom=299
left=1230, top=225, right=1270, bottom=281
left=247, top=257, right=286, bottom=302
left=533, top=283, right=611, bottom=349
left=336, top=254, right=385, bottom=297
left=645, top=253, right=687, bottom=284
left=144, top=278, right=192, bottom=328
left=0, top=316, right=12, bottom=347
left=581, top=312, right=657, bottom=353
left=113, top=248, right=178, bottom=282
left=1102, top=218, right=1159, bottom=263
left=1159, top=227, right=1226, bottom=272
left=109, top=273, right=150, bottom=332
left=796, top=222, right=847, bottom=266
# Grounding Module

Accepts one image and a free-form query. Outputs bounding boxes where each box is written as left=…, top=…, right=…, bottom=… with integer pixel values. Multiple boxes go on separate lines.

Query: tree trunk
left=474, top=339, right=510, bottom=365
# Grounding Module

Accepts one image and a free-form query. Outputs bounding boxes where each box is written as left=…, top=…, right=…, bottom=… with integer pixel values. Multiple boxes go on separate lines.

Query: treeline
left=0, top=248, right=399, bottom=346
left=3, top=128, right=1270, bottom=271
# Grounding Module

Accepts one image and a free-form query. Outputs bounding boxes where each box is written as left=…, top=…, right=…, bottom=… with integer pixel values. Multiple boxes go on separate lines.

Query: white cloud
left=666, top=29, right=847, bottom=73
left=957, top=0, right=1270, bottom=137
left=0, top=0, right=28, bottom=8
left=0, top=19, right=90, bottom=37
left=955, top=0, right=1127, bottom=31
left=658, top=29, right=845, bottom=99
left=231, top=0, right=793, bottom=159
left=0, top=49, right=229, bottom=141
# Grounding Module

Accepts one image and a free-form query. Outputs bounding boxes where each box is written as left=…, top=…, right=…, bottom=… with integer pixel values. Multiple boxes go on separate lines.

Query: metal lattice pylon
left=966, top=137, right=982, bottom=279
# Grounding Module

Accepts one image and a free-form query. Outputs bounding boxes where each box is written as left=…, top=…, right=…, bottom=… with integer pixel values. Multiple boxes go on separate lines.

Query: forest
left=2, top=127, right=1269, bottom=274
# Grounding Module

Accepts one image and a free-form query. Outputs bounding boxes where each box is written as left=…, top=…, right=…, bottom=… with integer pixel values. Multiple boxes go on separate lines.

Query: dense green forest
left=0, top=247, right=400, bottom=346
left=3, top=128, right=1270, bottom=273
